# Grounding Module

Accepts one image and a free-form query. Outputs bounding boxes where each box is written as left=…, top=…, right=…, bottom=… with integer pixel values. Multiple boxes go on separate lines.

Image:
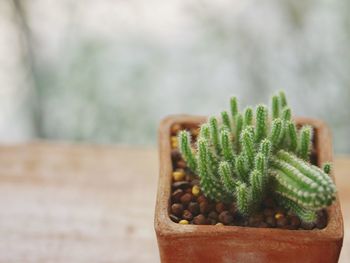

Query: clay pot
left=154, top=115, right=343, bottom=263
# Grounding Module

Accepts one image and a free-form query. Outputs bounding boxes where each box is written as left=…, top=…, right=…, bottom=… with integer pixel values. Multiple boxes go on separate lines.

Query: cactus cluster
left=178, top=91, right=336, bottom=223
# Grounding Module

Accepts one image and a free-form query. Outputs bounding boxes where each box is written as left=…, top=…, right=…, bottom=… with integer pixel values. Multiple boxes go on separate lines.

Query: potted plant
left=154, top=91, right=343, bottom=263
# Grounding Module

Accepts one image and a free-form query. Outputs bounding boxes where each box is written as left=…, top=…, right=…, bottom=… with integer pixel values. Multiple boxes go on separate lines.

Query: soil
left=169, top=123, right=328, bottom=230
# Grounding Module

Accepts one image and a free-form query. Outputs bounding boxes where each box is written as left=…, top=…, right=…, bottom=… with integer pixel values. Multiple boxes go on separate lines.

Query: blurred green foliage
left=2, top=0, right=350, bottom=152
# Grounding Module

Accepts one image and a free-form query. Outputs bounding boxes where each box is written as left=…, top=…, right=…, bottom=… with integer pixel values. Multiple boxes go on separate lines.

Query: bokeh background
left=1, top=0, right=349, bottom=152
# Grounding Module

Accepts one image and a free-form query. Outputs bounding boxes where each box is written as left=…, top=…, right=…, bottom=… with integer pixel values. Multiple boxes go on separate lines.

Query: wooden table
left=0, top=143, right=348, bottom=262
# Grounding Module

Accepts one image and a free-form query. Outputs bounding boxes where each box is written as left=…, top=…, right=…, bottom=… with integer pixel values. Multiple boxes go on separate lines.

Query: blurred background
left=1, top=0, right=349, bottom=153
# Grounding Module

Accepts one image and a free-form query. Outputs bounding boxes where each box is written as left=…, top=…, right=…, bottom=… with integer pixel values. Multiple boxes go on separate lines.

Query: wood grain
left=0, top=142, right=348, bottom=262
left=0, top=143, right=159, bottom=263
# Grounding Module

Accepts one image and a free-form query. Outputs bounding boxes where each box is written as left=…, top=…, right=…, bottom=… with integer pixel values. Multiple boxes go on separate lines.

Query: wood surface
left=0, top=142, right=348, bottom=262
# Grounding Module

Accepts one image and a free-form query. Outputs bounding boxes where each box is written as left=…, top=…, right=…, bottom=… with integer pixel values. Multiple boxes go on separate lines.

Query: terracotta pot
left=154, top=115, right=343, bottom=263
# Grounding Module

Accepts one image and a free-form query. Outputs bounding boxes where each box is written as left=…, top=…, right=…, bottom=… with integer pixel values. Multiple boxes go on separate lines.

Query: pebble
left=208, top=211, right=218, bottom=221
left=188, top=202, right=200, bottom=215
left=263, top=197, right=276, bottom=208
left=172, top=170, right=185, bottom=181
left=301, top=221, right=315, bottom=230
left=177, top=160, right=187, bottom=169
left=171, top=124, right=182, bottom=135
left=316, top=210, right=327, bottom=229
left=172, top=181, right=190, bottom=189
left=171, top=189, right=184, bottom=202
left=263, top=208, right=274, bottom=217
left=275, top=207, right=285, bottom=215
left=182, top=210, right=193, bottom=221
left=249, top=213, right=264, bottom=227
left=199, top=201, right=210, bottom=214
left=192, top=185, right=201, bottom=196
left=265, top=216, right=276, bottom=227
left=289, top=216, right=301, bottom=229
left=180, top=193, right=193, bottom=205
left=276, top=217, right=289, bottom=227
left=215, top=222, right=224, bottom=226
left=170, top=214, right=180, bottom=223
left=207, top=203, right=215, bottom=213
left=179, top=219, right=189, bottom=225
left=316, top=216, right=327, bottom=229
left=190, top=179, right=200, bottom=186
left=197, top=195, right=207, bottom=204
left=274, top=212, right=285, bottom=220
left=185, top=187, right=193, bottom=194
left=171, top=149, right=181, bottom=162
left=216, top=202, right=226, bottom=214
left=171, top=136, right=178, bottom=149
left=193, top=214, right=207, bottom=225
left=208, top=218, right=217, bottom=225
left=171, top=203, right=184, bottom=217
left=219, top=211, right=233, bottom=225
left=190, top=128, right=200, bottom=137
left=228, top=203, right=237, bottom=214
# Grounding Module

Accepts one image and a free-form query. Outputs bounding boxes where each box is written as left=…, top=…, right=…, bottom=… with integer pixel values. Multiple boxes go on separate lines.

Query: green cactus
left=178, top=130, right=197, bottom=172
left=282, top=107, right=292, bottom=122
left=298, top=125, right=313, bottom=161
left=209, top=116, right=221, bottom=155
left=241, top=128, right=255, bottom=169
left=199, top=123, right=210, bottom=140
left=197, top=138, right=226, bottom=201
left=220, top=129, right=235, bottom=167
left=234, top=113, right=243, bottom=150
left=270, top=118, right=283, bottom=148
left=323, top=163, right=332, bottom=174
left=272, top=95, right=280, bottom=120
left=277, top=195, right=317, bottom=223
left=279, top=90, right=288, bottom=108
left=177, top=91, right=337, bottom=223
left=230, top=97, right=238, bottom=119
left=255, top=105, right=268, bottom=143
left=286, top=121, right=298, bottom=152
left=236, top=182, right=251, bottom=216
left=235, top=154, right=248, bottom=183
left=221, top=111, right=231, bottom=131
left=270, top=150, right=336, bottom=211
left=219, top=161, right=236, bottom=194
left=243, top=107, right=254, bottom=128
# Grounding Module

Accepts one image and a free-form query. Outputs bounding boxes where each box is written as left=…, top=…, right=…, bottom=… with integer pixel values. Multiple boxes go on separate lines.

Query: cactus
left=197, top=138, right=227, bottom=201
left=209, top=116, right=221, bottom=155
left=230, top=97, right=238, bottom=119
left=241, top=128, right=255, bottom=169
left=178, top=131, right=197, bottom=172
left=177, top=91, right=337, bottom=223
left=219, top=161, right=236, bottom=193
left=255, top=105, right=268, bottom=143
left=243, top=107, right=253, bottom=128
left=298, top=125, right=313, bottom=161
left=221, top=111, right=231, bottom=131
left=272, top=95, right=280, bottom=120
left=279, top=91, right=288, bottom=108
left=270, top=118, right=283, bottom=147
left=270, top=150, right=336, bottom=211
left=220, top=129, right=235, bottom=167
left=286, top=121, right=298, bottom=152
left=323, top=163, right=332, bottom=174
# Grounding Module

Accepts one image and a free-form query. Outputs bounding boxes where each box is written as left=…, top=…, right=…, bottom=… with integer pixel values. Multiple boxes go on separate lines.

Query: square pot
left=154, top=115, right=343, bottom=263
